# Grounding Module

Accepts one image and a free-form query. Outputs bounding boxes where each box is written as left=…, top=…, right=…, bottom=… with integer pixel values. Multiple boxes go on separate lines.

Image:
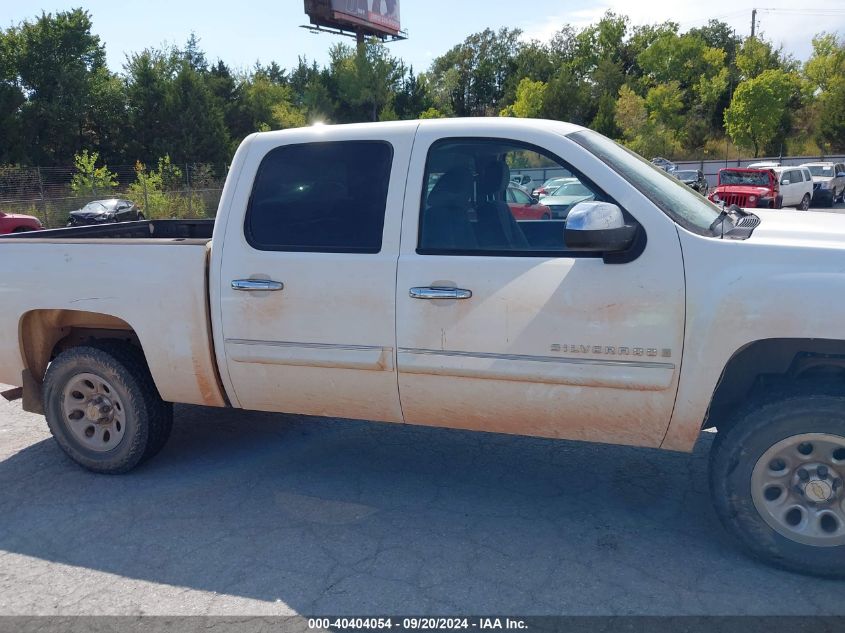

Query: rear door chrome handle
left=232, top=279, right=284, bottom=291
left=409, top=286, right=472, bottom=300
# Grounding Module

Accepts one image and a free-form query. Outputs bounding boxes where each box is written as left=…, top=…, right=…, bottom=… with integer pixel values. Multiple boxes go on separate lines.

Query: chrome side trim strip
left=398, top=347, right=675, bottom=370
left=227, top=339, right=386, bottom=352
left=225, top=339, right=394, bottom=371
left=397, top=347, right=674, bottom=390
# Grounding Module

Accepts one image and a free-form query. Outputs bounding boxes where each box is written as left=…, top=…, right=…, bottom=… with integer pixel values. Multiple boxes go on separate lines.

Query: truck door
left=395, top=124, right=686, bottom=447
left=215, top=124, right=416, bottom=421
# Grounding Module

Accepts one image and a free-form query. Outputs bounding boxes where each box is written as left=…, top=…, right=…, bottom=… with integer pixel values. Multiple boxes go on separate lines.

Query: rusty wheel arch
left=17, top=309, right=140, bottom=413
left=704, top=338, right=845, bottom=431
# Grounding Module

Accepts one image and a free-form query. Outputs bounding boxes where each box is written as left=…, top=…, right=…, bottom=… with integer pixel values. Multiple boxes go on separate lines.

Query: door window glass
left=418, top=138, right=614, bottom=256
left=245, top=141, right=393, bottom=253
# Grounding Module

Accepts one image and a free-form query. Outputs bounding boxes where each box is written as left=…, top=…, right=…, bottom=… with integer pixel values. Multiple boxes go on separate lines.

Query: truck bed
left=0, top=219, right=214, bottom=242
left=0, top=220, right=225, bottom=408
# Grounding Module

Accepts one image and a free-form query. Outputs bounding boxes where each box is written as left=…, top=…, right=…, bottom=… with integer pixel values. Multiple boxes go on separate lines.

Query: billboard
left=305, top=0, right=401, bottom=38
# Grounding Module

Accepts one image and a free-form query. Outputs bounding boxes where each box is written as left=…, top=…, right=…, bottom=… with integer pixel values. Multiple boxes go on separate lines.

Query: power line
left=756, top=8, right=845, bottom=14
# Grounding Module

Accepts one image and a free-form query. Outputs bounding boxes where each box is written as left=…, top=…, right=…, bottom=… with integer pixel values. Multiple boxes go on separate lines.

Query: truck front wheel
left=710, top=395, right=845, bottom=577
left=42, top=343, right=173, bottom=474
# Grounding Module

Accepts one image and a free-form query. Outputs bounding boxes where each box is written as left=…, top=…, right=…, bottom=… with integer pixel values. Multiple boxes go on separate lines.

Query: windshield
left=719, top=170, right=769, bottom=186
left=807, top=165, right=835, bottom=177
left=675, top=171, right=698, bottom=180
left=570, top=130, right=721, bottom=235
left=82, top=201, right=108, bottom=212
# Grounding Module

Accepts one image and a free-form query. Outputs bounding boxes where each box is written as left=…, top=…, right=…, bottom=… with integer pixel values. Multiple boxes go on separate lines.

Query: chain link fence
left=0, top=163, right=228, bottom=228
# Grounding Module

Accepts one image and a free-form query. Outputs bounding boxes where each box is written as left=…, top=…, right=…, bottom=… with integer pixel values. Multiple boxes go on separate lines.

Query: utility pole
left=751, top=8, right=757, bottom=37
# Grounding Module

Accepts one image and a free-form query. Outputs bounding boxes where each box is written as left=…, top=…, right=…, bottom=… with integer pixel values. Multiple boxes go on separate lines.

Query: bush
left=69, top=150, right=117, bottom=196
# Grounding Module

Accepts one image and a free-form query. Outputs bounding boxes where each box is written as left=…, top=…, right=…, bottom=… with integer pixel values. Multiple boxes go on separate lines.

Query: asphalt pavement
left=2, top=390, right=845, bottom=616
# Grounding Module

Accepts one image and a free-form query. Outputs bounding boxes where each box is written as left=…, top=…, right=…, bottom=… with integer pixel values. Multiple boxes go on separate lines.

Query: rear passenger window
left=245, top=141, right=392, bottom=253
left=418, top=138, right=615, bottom=256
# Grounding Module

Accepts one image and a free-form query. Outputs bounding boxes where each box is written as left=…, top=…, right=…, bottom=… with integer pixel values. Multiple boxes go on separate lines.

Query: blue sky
left=4, top=1, right=844, bottom=74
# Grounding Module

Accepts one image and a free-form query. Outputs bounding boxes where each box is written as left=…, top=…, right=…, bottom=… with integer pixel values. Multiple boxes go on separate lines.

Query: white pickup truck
left=3, top=118, right=845, bottom=577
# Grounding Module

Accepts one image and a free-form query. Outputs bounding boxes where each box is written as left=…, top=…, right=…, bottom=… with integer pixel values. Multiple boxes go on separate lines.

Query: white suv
left=773, top=166, right=814, bottom=210
left=801, top=162, right=845, bottom=207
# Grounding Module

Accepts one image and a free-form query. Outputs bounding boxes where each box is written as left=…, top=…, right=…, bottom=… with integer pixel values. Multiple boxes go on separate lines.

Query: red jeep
left=708, top=168, right=782, bottom=209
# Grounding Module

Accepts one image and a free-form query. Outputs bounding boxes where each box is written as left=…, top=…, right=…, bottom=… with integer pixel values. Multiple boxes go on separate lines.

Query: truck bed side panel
left=0, top=241, right=225, bottom=408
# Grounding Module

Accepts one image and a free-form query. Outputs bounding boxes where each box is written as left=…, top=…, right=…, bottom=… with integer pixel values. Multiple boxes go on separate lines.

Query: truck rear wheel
left=710, top=395, right=845, bottom=577
left=42, top=342, right=173, bottom=474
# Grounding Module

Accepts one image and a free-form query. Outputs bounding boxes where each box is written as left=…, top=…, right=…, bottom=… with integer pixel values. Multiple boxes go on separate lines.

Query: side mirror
left=564, top=202, right=638, bottom=252
left=780, top=177, right=789, bottom=185
left=529, top=196, right=539, bottom=206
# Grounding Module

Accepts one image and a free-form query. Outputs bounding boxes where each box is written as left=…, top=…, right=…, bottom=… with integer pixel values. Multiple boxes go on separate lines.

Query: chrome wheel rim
left=61, top=373, right=126, bottom=452
left=752, top=433, right=845, bottom=547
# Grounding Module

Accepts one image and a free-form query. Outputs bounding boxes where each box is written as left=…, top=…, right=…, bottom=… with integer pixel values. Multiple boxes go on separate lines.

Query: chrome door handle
left=232, top=279, right=284, bottom=291
left=409, top=286, right=472, bottom=300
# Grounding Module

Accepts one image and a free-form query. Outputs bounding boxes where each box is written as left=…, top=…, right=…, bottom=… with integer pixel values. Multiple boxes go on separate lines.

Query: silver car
left=538, top=181, right=595, bottom=219
left=801, top=162, right=845, bottom=207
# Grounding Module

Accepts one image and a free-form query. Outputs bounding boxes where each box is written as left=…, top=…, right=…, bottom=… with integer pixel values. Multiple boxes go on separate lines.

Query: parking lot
left=2, top=385, right=845, bottom=616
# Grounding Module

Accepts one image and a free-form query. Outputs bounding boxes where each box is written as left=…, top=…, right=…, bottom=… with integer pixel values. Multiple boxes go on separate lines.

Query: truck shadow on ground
left=0, top=404, right=843, bottom=614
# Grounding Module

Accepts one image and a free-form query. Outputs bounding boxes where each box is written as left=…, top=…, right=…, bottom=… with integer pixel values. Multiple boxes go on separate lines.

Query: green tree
left=724, top=69, right=798, bottom=156
left=615, top=84, right=679, bottom=158
left=69, top=149, right=117, bottom=195
left=330, top=41, right=403, bottom=122
left=646, top=81, right=684, bottom=131
left=736, top=37, right=784, bottom=80
left=818, top=77, right=845, bottom=151
left=428, top=28, right=521, bottom=116
left=394, top=67, right=433, bottom=119
left=591, top=92, right=619, bottom=137
left=86, top=67, right=128, bottom=164
left=241, top=75, right=305, bottom=131
left=14, top=9, right=106, bottom=165
left=125, top=47, right=178, bottom=164
left=0, top=27, right=25, bottom=163
left=161, top=61, right=230, bottom=164
left=500, top=78, right=546, bottom=118
left=805, top=33, right=845, bottom=92
left=542, top=68, right=591, bottom=125
left=419, top=107, right=446, bottom=119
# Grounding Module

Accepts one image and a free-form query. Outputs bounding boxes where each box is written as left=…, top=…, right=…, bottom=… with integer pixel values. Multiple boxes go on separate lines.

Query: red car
left=708, top=168, right=782, bottom=209
left=506, top=185, right=551, bottom=220
left=0, top=210, right=43, bottom=234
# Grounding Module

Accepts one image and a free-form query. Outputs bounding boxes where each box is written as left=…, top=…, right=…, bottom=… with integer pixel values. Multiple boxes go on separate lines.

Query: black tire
left=42, top=342, right=173, bottom=474
left=799, top=193, right=811, bottom=211
left=710, top=394, right=845, bottom=577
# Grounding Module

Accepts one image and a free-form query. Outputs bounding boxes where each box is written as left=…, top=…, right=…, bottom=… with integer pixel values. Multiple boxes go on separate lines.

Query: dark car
left=674, top=169, right=708, bottom=195
left=651, top=156, right=677, bottom=172
left=67, top=199, right=144, bottom=226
